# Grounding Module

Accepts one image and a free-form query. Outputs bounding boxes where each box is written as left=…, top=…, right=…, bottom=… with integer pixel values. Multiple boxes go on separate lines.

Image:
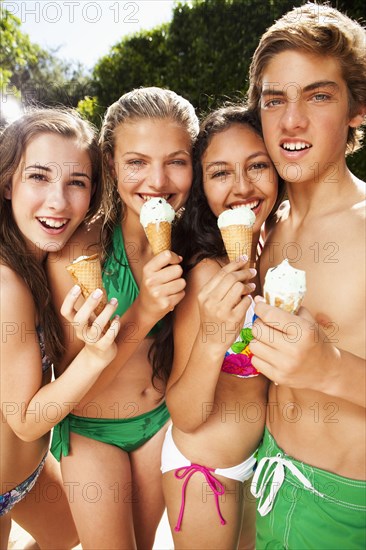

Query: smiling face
left=112, top=118, right=193, bottom=222
left=260, top=50, right=363, bottom=185
left=202, top=123, right=278, bottom=233
left=7, top=133, right=93, bottom=258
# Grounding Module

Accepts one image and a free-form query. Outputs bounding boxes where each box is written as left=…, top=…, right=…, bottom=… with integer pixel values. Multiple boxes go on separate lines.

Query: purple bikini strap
left=174, top=464, right=226, bottom=532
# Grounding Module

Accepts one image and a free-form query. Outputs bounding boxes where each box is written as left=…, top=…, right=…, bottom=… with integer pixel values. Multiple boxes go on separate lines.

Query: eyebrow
left=25, top=164, right=52, bottom=172
left=25, top=164, right=91, bottom=180
left=71, top=172, right=91, bottom=181
left=205, top=151, right=269, bottom=169
left=261, top=80, right=340, bottom=98
left=122, top=150, right=191, bottom=158
left=167, top=150, right=191, bottom=157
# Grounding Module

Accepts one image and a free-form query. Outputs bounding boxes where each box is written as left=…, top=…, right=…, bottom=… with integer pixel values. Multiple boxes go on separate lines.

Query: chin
left=41, top=240, right=65, bottom=255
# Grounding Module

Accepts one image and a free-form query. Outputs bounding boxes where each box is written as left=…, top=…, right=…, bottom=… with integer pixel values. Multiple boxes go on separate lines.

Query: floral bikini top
left=36, top=326, right=52, bottom=374
left=221, top=298, right=259, bottom=378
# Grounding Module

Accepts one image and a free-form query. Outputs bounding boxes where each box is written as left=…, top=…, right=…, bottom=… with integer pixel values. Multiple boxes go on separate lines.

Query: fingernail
left=109, top=297, right=118, bottom=306
left=71, top=285, right=81, bottom=296
left=249, top=268, right=257, bottom=276
left=248, top=282, right=256, bottom=290
left=92, top=289, right=103, bottom=299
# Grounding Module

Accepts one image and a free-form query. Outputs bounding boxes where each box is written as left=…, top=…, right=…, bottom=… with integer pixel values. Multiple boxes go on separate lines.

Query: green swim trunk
left=51, top=401, right=170, bottom=461
left=251, top=428, right=366, bottom=549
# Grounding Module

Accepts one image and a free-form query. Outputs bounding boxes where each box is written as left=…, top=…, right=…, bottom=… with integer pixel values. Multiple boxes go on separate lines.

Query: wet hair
left=98, top=87, right=199, bottom=387
left=248, top=2, right=366, bottom=154
left=99, top=86, right=199, bottom=243
left=0, top=107, right=102, bottom=364
left=150, top=104, right=285, bottom=386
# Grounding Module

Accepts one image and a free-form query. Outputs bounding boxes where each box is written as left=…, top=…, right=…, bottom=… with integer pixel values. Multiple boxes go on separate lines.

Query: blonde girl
left=47, top=87, right=199, bottom=549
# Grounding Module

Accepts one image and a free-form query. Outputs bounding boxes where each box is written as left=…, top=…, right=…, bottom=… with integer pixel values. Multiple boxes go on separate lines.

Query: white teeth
left=38, top=218, right=67, bottom=228
left=282, top=142, right=311, bottom=151
left=232, top=201, right=259, bottom=210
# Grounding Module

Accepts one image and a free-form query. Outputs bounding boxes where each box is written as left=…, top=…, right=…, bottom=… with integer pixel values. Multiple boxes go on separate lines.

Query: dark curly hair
left=150, top=104, right=285, bottom=387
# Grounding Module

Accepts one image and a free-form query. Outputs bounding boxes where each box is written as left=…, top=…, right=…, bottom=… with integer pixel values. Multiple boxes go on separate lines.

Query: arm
left=0, top=266, right=119, bottom=442
left=166, top=258, right=255, bottom=433
left=46, top=224, right=100, bottom=376
left=47, top=227, right=186, bottom=396
left=80, top=249, right=187, bottom=399
left=250, top=300, right=366, bottom=407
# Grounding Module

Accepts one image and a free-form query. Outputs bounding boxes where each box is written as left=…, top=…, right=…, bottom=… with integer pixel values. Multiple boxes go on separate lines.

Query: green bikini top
left=102, top=224, right=162, bottom=336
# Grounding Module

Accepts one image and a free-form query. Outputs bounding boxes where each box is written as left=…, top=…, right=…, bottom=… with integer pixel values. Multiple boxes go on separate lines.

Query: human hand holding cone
left=263, top=259, right=306, bottom=314
left=66, top=254, right=108, bottom=317
left=218, top=207, right=256, bottom=264
left=140, top=197, right=175, bottom=255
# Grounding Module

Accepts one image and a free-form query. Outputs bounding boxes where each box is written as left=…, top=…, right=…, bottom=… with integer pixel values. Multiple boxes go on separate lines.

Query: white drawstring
left=251, top=454, right=324, bottom=516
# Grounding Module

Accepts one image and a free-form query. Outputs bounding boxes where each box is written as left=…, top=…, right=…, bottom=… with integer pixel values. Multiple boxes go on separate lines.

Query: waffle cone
left=220, top=225, right=253, bottom=263
left=66, top=254, right=108, bottom=316
left=145, top=221, right=171, bottom=255
left=264, top=291, right=304, bottom=314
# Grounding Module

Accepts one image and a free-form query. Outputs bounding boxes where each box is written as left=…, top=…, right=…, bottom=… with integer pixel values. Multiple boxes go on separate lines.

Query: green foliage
left=91, top=0, right=303, bottom=115
left=12, top=51, right=94, bottom=109
left=77, top=96, right=104, bottom=128
left=0, top=1, right=40, bottom=91
left=165, top=0, right=304, bottom=112
left=92, top=25, right=170, bottom=111
left=0, top=0, right=92, bottom=118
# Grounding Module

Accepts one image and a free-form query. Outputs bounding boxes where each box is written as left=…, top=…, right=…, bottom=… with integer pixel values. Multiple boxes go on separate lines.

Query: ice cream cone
left=66, top=254, right=108, bottom=316
left=145, top=221, right=172, bottom=255
left=140, top=197, right=175, bottom=255
left=220, top=225, right=253, bottom=263
left=217, top=207, right=256, bottom=264
left=263, top=259, right=306, bottom=314
left=264, top=293, right=302, bottom=314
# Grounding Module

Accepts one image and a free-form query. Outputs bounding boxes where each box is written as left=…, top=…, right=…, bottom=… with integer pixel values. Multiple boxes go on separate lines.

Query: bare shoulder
left=186, top=257, right=223, bottom=294
left=351, top=177, right=366, bottom=221
left=169, top=257, right=223, bottom=387
left=174, top=258, right=222, bottom=329
left=0, top=264, right=35, bottom=324
left=341, top=177, right=365, bottom=244
left=259, top=209, right=287, bottom=276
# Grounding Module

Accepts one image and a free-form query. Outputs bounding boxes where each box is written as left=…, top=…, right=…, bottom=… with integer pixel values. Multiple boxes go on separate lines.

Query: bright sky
left=4, top=0, right=178, bottom=70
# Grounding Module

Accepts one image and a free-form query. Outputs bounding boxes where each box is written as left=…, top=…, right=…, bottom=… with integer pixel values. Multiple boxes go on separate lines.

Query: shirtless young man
left=247, top=3, right=366, bottom=548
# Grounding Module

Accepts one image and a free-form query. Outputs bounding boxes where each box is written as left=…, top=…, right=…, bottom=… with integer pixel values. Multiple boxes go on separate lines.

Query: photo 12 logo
left=2, top=1, right=140, bottom=24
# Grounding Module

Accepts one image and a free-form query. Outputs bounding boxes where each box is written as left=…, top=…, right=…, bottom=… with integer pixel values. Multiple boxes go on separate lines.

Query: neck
left=285, top=162, right=357, bottom=218
left=121, top=210, right=151, bottom=253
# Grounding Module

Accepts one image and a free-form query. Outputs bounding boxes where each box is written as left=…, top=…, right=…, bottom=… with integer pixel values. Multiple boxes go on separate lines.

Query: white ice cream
left=71, top=255, right=90, bottom=263
left=140, top=197, right=175, bottom=228
left=217, top=206, right=256, bottom=229
left=264, top=259, right=306, bottom=295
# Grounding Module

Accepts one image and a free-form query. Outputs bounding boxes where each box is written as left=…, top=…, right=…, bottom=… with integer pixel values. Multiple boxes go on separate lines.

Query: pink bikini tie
left=174, top=464, right=227, bottom=532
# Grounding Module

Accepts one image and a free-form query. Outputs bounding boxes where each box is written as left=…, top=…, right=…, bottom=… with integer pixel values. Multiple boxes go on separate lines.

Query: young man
left=247, top=3, right=366, bottom=548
